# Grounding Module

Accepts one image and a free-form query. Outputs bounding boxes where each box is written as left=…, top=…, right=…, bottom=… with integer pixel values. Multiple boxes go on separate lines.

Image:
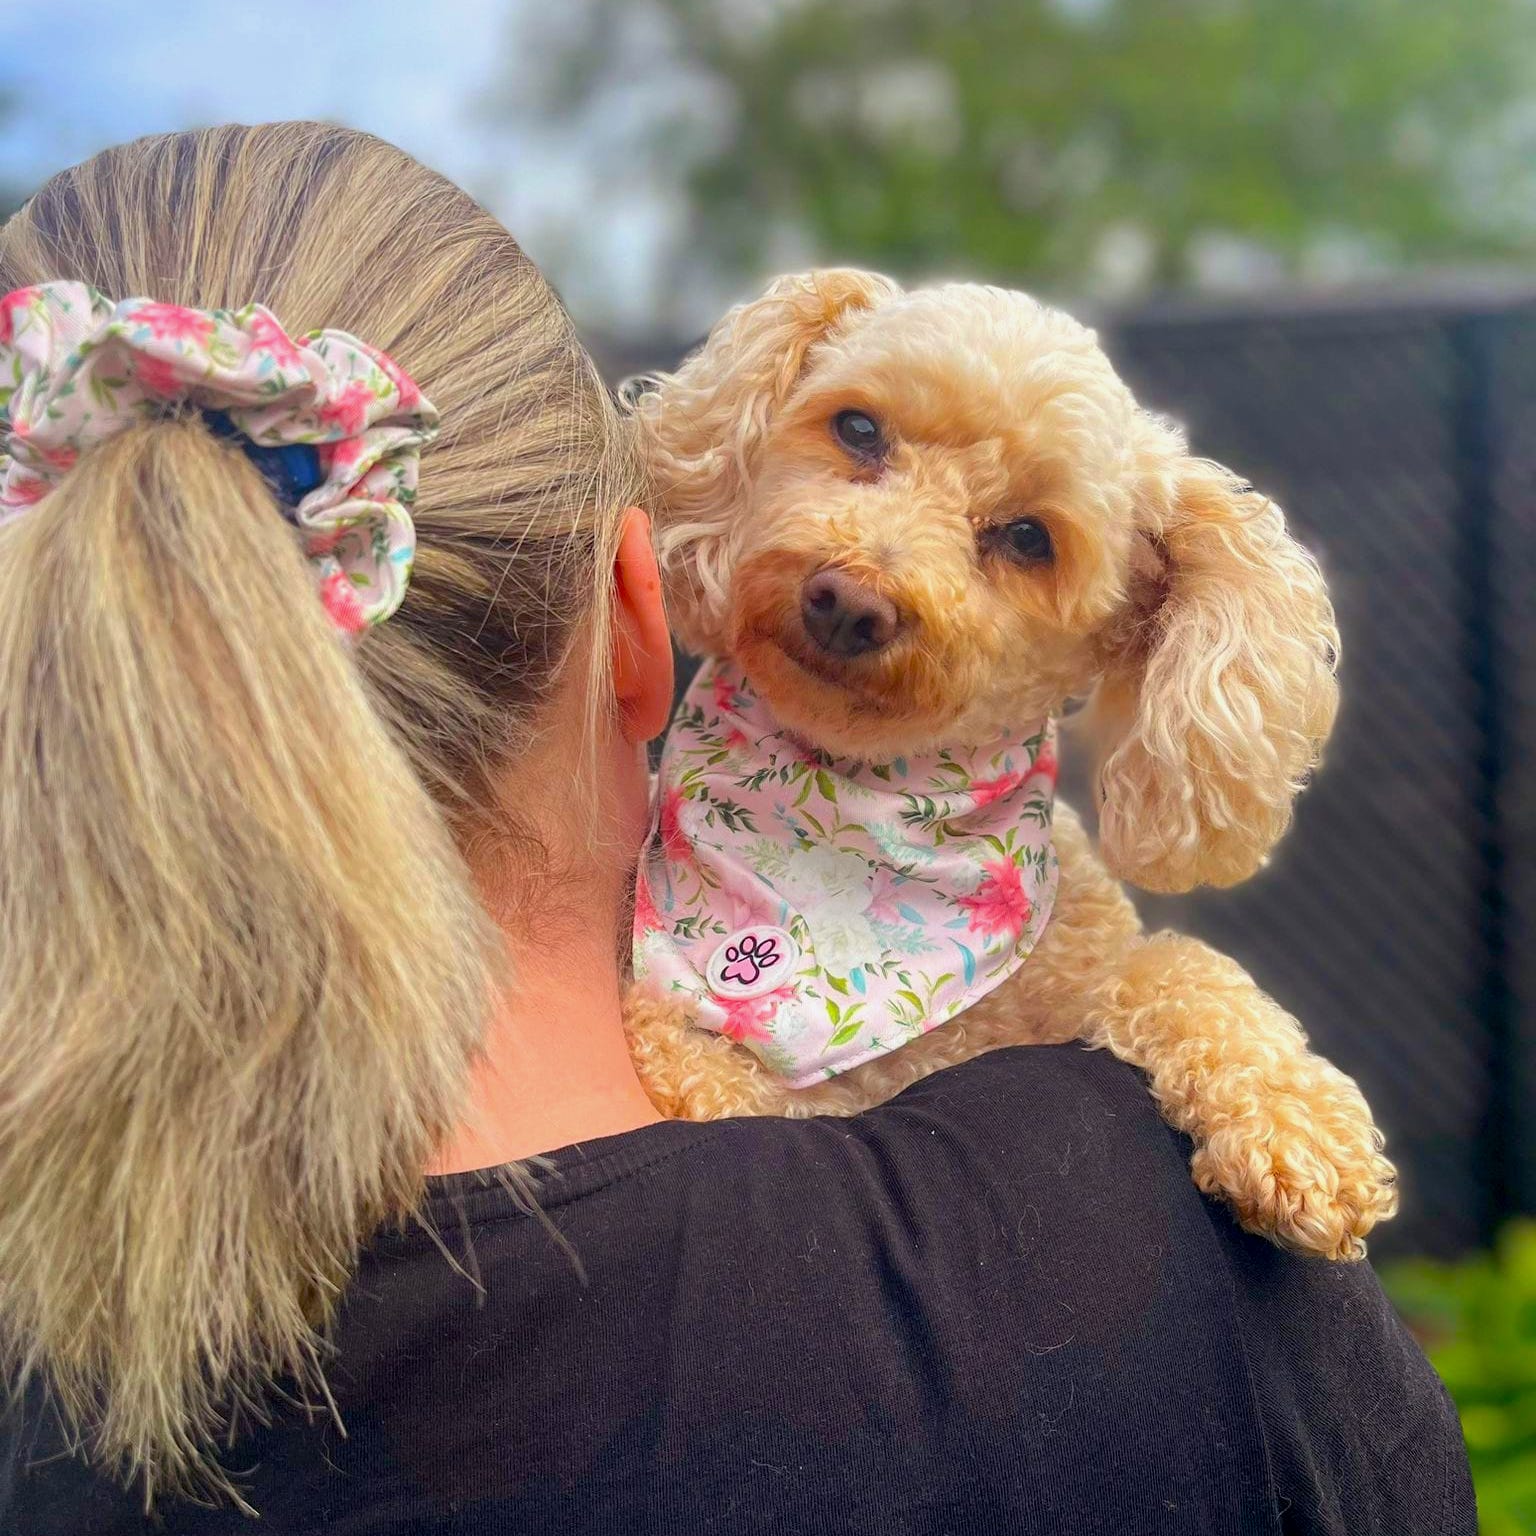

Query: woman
left=0, top=125, right=1472, bottom=1534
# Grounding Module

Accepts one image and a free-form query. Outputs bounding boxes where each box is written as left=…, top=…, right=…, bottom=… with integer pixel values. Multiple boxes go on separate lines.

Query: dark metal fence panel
left=1102, top=307, right=1521, bottom=1257
left=1484, top=314, right=1536, bottom=1228
left=597, top=289, right=1536, bottom=1258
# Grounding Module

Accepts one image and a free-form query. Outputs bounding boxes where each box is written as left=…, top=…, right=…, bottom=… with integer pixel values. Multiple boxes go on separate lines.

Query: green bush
left=1386, top=1222, right=1536, bottom=1535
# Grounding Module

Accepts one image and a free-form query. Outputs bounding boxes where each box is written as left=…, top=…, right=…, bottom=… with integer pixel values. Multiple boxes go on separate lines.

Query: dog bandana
left=634, top=658, right=1059, bottom=1087
left=0, top=281, right=437, bottom=632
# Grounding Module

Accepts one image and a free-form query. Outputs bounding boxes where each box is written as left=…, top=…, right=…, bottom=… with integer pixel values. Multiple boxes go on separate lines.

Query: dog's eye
left=832, top=409, right=883, bottom=457
left=993, top=517, right=1054, bottom=565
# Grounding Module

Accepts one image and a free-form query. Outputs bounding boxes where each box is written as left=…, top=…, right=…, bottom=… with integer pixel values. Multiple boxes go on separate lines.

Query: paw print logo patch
left=707, top=926, right=799, bottom=999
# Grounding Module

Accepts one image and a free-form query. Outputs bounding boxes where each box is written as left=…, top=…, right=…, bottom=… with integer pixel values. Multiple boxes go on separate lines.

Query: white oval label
left=706, top=926, right=799, bottom=999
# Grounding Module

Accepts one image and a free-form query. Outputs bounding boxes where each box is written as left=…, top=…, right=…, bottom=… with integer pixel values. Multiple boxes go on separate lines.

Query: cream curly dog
left=622, top=269, right=1397, bottom=1260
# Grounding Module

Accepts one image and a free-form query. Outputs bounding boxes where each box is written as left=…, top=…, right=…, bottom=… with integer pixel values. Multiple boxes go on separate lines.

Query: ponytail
left=0, top=418, right=496, bottom=1498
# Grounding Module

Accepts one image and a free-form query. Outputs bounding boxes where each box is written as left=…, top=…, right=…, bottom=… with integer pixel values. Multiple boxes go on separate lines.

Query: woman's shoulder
left=428, top=1043, right=1180, bottom=1235
left=513, top=1043, right=1471, bottom=1535
left=659, top=1042, right=1213, bottom=1251
left=423, top=1043, right=1206, bottom=1290
left=8, top=1047, right=1472, bottom=1534
left=429, top=1042, right=1469, bottom=1533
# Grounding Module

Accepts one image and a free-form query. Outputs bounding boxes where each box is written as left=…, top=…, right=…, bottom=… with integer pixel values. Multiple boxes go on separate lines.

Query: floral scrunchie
left=0, top=281, right=439, bottom=632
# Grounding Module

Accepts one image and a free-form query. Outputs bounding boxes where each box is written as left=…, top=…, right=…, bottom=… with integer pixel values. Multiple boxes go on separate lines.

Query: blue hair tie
left=203, top=409, right=324, bottom=510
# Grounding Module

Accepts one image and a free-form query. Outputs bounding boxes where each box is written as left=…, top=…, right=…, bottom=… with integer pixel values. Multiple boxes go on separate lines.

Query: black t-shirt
left=4, top=1046, right=1473, bottom=1535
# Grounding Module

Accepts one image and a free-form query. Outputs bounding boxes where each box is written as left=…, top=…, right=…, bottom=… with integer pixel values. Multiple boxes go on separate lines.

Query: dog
left=621, top=269, right=1397, bottom=1260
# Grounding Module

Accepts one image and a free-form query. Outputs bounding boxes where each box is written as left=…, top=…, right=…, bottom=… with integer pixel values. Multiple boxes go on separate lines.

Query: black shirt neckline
left=408, top=1116, right=720, bottom=1235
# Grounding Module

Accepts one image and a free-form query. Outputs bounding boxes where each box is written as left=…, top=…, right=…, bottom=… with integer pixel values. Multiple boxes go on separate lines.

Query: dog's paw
left=1189, top=1096, right=1399, bottom=1261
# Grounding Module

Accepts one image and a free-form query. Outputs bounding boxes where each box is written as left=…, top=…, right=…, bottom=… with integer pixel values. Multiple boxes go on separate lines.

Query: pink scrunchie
left=0, top=281, right=439, bottom=632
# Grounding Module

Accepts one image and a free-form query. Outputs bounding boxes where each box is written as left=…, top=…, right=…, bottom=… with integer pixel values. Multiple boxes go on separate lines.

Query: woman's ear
left=1090, top=426, right=1340, bottom=893
left=624, top=267, right=899, bottom=654
left=612, top=507, right=675, bottom=744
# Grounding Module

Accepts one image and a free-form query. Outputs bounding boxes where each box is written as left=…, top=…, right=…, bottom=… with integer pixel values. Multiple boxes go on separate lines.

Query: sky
left=0, top=0, right=683, bottom=336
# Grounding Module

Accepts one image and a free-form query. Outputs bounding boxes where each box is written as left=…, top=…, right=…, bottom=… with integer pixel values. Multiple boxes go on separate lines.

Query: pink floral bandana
left=0, top=282, right=438, bottom=632
left=634, top=658, right=1060, bottom=1087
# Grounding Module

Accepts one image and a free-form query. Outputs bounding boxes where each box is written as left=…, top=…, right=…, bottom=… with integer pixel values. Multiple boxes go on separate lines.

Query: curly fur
left=622, top=269, right=1396, bottom=1260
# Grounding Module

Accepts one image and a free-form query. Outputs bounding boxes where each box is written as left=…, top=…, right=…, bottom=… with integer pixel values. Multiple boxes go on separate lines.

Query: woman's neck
left=427, top=854, right=663, bottom=1175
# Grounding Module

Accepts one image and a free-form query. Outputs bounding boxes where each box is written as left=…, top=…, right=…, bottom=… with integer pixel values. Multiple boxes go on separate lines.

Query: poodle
left=621, top=269, right=1397, bottom=1260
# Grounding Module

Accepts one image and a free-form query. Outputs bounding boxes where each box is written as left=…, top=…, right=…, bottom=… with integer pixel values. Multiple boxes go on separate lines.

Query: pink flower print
left=134, top=353, right=184, bottom=397
left=319, top=569, right=368, bottom=634
left=328, top=435, right=368, bottom=479
left=247, top=310, right=304, bottom=371
left=360, top=343, right=423, bottom=411
left=0, top=286, right=39, bottom=345
left=315, top=439, right=364, bottom=490
left=716, top=986, right=795, bottom=1045
left=970, top=770, right=1025, bottom=809
left=317, top=381, right=377, bottom=437
left=1033, top=738, right=1059, bottom=786
left=712, top=669, right=739, bottom=715
left=659, top=787, right=693, bottom=865
left=724, top=726, right=751, bottom=753
left=956, top=857, right=1032, bottom=941
left=33, top=441, right=78, bottom=474
left=3, top=473, right=50, bottom=509
left=306, top=527, right=346, bottom=558
left=867, top=865, right=907, bottom=925
left=632, top=876, right=666, bottom=937
left=134, top=303, right=215, bottom=347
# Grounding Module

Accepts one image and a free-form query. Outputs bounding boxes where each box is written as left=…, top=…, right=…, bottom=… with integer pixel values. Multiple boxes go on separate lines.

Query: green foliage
left=1387, top=1222, right=1536, bottom=1536
left=521, top=0, right=1536, bottom=298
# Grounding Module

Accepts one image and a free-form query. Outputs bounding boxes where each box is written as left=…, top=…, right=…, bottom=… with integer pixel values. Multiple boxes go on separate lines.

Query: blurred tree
left=508, top=0, right=1536, bottom=301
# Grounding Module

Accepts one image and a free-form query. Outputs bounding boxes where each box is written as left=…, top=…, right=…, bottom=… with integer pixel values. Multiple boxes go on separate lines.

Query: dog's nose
left=800, top=567, right=901, bottom=658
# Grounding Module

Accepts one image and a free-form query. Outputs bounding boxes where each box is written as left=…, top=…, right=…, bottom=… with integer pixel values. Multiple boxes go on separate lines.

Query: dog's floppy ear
left=1089, top=418, right=1340, bottom=893
left=624, top=268, right=899, bottom=653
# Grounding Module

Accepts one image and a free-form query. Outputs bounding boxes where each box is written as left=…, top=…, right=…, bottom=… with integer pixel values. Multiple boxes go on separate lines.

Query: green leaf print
left=900, top=794, right=940, bottom=826
left=87, top=372, right=121, bottom=410
left=815, top=769, right=838, bottom=804
left=711, top=799, right=757, bottom=834
left=827, top=1018, right=864, bottom=1048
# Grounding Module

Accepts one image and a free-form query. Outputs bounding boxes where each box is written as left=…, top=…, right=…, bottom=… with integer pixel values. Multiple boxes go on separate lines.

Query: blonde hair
left=0, top=123, right=641, bottom=1501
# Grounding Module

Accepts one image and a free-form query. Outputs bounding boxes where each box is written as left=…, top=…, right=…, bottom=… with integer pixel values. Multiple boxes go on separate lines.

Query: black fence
left=594, top=281, right=1536, bottom=1257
